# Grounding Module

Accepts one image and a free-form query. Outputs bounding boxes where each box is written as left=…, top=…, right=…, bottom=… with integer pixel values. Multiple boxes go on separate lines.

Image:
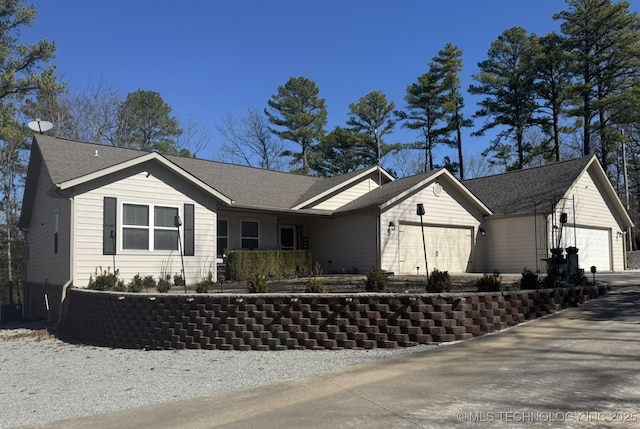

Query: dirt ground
left=170, top=273, right=522, bottom=295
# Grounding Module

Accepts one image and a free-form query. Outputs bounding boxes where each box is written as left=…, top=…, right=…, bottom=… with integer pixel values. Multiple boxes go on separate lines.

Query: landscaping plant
left=127, top=274, right=144, bottom=293
left=364, top=267, right=388, bottom=292
left=476, top=272, right=502, bottom=292
left=520, top=268, right=539, bottom=290
left=157, top=275, right=171, bottom=293
left=247, top=273, right=268, bottom=293
left=426, top=269, right=452, bottom=293
left=196, top=271, right=215, bottom=293
left=305, top=262, right=326, bottom=292
left=88, top=267, right=125, bottom=291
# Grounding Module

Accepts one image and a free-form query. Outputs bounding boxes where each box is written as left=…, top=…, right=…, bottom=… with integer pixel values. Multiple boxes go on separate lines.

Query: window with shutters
left=121, top=203, right=179, bottom=251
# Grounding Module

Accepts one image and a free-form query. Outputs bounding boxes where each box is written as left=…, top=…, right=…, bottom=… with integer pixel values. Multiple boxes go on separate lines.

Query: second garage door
left=399, top=224, right=472, bottom=274
left=563, top=227, right=611, bottom=271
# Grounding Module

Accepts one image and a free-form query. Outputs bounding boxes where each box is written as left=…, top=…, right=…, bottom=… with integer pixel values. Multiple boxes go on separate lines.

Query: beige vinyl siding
left=217, top=211, right=279, bottom=251
left=310, top=177, right=379, bottom=210
left=308, top=213, right=377, bottom=274
left=25, top=166, right=71, bottom=285
left=482, top=215, right=539, bottom=274
left=72, top=163, right=217, bottom=287
left=381, top=180, right=483, bottom=274
left=564, top=169, right=625, bottom=271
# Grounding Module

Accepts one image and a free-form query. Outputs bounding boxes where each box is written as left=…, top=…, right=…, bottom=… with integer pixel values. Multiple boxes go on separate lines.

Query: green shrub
left=247, top=273, right=267, bottom=293
left=157, top=275, right=171, bottom=293
left=127, top=274, right=144, bottom=293
left=520, top=268, right=539, bottom=290
left=477, top=273, right=502, bottom=292
left=570, top=269, right=588, bottom=286
left=88, top=268, right=125, bottom=291
left=196, top=272, right=215, bottom=293
left=225, top=250, right=312, bottom=281
left=305, top=277, right=326, bottom=293
left=304, top=261, right=326, bottom=292
left=173, top=274, right=184, bottom=288
left=364, top=267, right=388, bottom=292
left=142, top=275, right=156, bottom=291
left=426, top=269, right=452, bottom=293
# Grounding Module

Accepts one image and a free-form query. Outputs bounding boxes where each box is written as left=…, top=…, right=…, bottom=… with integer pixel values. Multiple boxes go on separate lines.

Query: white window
left=122, top=203, right=179, bottom=251
left=241, top=220, right=259, bottom=249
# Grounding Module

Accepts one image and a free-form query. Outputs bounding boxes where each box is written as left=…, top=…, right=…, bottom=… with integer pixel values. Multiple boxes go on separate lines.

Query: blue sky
left=24, top=1, right=639, bottom=176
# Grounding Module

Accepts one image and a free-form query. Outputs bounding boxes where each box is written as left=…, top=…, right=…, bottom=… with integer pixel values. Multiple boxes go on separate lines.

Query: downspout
left=58, top=196, right=74, bottom=325
left=376, top=214, right=381, bottom=269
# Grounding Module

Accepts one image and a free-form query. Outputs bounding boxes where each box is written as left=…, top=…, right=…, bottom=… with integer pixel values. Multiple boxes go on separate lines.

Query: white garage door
left=563, top=227, right=611, bottom=271
left=399, top=225, right=472, bottom=274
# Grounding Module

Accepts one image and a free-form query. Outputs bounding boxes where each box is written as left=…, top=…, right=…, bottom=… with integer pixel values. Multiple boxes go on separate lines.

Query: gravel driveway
left=0, top=322, right=435, bottom=428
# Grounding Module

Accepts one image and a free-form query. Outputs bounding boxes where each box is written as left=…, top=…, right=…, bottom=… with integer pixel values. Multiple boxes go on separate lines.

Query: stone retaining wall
left=62, top=285, right=606, bottom=350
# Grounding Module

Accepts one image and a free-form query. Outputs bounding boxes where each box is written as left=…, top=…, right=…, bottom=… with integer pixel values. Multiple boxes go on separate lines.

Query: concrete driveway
left=30, top=274, right=640, bottom=428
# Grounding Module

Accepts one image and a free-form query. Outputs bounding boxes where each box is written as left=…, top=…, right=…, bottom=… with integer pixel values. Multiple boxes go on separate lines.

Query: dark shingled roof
left=463, top=156, right=593, bottom=215
left=33, top=135, right=338, bottom=211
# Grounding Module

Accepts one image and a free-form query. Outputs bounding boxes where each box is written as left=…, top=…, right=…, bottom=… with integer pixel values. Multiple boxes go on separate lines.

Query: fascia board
left=291, top=166, right=390, bottom=210
left=380, top=169, right=493, bottom=215
left=57, top=152, right=233, bottom=205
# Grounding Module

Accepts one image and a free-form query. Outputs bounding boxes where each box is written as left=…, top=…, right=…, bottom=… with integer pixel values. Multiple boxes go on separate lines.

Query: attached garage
left=563, top=226, right=612, bottom=271
left=399, top=224, right=473, bottom=274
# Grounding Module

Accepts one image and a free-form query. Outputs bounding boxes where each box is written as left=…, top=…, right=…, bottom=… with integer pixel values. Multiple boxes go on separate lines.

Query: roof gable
left=336, top=168, right=492, bottom=215
left=291, top=166, right=394, bottom=210
left=463, top=156, right=593, bottom=215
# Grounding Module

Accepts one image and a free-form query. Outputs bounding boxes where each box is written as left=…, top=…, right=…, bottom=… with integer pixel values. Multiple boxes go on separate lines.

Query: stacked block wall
left=62, top=286, right=606, bottom=350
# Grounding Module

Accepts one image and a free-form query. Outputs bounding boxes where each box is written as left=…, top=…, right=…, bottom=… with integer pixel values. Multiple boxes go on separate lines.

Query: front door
left=279, top=225, right=296, bottom=250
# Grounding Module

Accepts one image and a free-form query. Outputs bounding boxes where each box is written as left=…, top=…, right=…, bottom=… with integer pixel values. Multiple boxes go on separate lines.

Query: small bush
left=142, top=275, right=156, bottom=291
left=127, top=274, right=144, bottom=293
left=520, top=268, right=539, bottom=290
left=196, top=272, right=215, bottom=293
left=173, top=274, right=184, bottom=288
left=426, top=269, right=452, bottom=293
left=88, top=268, right=125, bottom=291
left=477, top=273, right=502, bottom=292
left=364, top=267, right=388, bottom=292
left=305, top=277, right=326, bottom=293
left=157, top=275, right=171, bottom=293
left=570, top=269, right=588, bottom=286
left=247, top=273, right=267, bottom=293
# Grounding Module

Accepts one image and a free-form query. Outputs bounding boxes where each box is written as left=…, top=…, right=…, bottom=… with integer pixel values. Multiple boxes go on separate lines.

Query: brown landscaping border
left=61, top=285, right=607, bottom=350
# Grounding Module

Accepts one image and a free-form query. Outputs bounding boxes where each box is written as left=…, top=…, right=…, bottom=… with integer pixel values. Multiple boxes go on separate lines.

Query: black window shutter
left=184, top=203, right=195, bottom=256
left=103, top=197, right=117, bottom=255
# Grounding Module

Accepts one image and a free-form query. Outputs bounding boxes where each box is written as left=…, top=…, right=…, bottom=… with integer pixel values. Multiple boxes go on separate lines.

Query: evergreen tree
left=0, top=0, right=56, bottom=301
left=313, top=126, right=371, bottom=177
left=396, top=68, right=444, bottom=173
left=113, top=89, right=185, bottom=155
left=530, top=32, right=572, bottom=162
left=469, top=27, right=539, bottom=170
left=346, top=91, right=397, bottom=172
left=431, top=43, right=472, bottom=179
left=554, top=0, right=640, bottom=173
left=265, top=76, right=327, bottom=175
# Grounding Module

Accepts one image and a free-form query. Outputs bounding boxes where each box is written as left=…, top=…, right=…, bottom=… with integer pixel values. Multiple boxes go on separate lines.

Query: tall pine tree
left=265, top=76, right=327, bottom=175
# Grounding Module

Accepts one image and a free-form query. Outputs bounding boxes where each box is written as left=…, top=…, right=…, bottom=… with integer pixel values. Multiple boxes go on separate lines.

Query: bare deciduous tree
left=216, top=106, right=285, bottom=170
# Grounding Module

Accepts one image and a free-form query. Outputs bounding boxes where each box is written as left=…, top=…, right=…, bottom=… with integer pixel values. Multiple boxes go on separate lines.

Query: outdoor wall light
left=617, top=231, right=623, bottom=239
left=387, top=221, right=396, bottom=235
left=480, top=228, right=485, bottom=236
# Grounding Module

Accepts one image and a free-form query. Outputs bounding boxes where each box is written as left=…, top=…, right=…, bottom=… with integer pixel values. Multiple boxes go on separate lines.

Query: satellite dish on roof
left=27, top=118, right=54, bottom=134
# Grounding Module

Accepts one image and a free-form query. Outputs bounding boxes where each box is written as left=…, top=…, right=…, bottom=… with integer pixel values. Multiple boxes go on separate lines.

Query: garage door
left=563, top=227, right=611, bottom=271
left=399, top=225, right=472, bottom=274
